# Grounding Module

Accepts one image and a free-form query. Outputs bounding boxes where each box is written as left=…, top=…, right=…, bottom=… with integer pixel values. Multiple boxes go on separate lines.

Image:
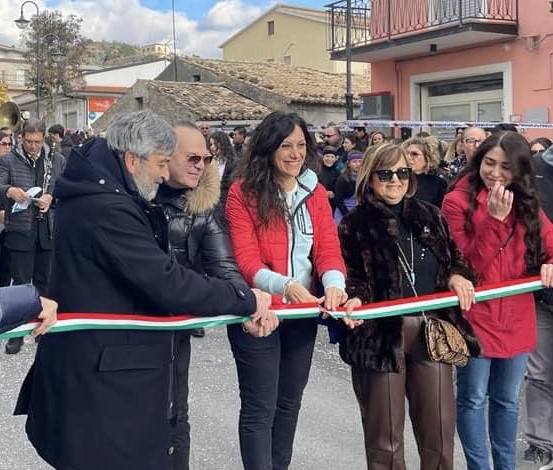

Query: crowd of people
left=0, top=113, right=552, bottom=470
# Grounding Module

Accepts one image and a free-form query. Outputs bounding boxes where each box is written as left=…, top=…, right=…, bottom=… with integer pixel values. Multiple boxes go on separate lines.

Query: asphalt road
left=0, top=328, right=533, bottom=469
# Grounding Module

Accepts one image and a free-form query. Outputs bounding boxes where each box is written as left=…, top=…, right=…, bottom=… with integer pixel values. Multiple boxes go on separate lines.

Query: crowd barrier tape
left=305, top=120, right=553, bottom=131
left=0, top=276, right=544, bottom=340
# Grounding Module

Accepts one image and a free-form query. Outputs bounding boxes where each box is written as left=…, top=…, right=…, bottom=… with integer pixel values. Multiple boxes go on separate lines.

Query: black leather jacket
left=155, top=164, right=245, bottom=285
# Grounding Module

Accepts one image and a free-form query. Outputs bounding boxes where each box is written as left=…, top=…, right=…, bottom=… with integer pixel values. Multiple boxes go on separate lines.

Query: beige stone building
left=219, top=4, right=368, bottom=76
left=140, top=43, right=170, bottom=59
left=0, top=44, right=30, bottom=100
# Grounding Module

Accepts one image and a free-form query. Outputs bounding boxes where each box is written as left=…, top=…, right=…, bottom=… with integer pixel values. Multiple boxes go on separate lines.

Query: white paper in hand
left=11, top=186, right=42, bottom=213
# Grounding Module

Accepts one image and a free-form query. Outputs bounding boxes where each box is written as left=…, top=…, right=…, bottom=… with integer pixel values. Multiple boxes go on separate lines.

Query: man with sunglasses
left=196, top=121, right=210, bottom=142
left=154, top=120, right=278, bottom=470
left=0, top=119, right=65, bottom=355
left=0, top=131, right=13, bottom=156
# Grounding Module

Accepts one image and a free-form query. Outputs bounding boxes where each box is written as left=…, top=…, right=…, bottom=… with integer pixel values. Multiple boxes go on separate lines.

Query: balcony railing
left=326, top=0, right=518, bottom=51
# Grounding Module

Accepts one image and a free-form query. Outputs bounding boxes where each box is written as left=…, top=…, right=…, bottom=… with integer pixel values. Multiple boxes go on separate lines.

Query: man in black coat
left=0, top=118, right=65, bottom=354
left=15, top=111, right=272, bottom=470
left=155, top=120, right=278, bottom=470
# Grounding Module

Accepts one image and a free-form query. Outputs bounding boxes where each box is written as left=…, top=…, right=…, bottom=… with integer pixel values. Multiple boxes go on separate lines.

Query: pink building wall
left=368, top=0, right=553, bottom=139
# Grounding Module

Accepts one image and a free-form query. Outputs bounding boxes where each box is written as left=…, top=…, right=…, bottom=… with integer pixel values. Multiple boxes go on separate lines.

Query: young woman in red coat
left=226, top=111, right=347, bottom=470
left=442, top=131, right=553, bottom=470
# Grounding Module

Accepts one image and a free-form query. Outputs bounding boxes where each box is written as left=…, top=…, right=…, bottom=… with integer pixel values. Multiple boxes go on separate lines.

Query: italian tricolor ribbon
left=0, top=276, right=544, bottom=340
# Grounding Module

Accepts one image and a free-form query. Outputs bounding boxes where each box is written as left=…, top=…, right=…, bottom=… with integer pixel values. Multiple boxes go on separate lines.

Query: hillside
left=82, top=40, right=149, bottom=67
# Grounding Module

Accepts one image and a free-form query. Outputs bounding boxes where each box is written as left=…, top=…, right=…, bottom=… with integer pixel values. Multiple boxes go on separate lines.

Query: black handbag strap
left=495, top=223, right=516, bottom=257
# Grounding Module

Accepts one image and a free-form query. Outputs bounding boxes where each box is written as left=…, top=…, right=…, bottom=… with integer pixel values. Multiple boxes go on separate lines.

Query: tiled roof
left=276, top=5, right=327, bottom=23
left=180, top=56, right=368, bottom=106
left=148, top=80, right=271, bottom=121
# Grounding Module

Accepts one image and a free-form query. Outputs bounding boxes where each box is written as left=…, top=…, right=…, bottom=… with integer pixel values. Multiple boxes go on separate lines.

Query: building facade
left=220, top=4, right=369, bottom=76
left=13, top=59, right=170, bottom=130
left=327, top=0, right=551, bottom=139
left=0, top=44, right=30, bottom=99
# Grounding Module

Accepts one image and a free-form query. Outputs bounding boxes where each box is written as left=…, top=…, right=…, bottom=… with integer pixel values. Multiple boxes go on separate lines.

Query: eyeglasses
left=464, top=138, right=484, bottom=146
left=0, top=141, right=12, bottom=147
left=375, top=167, right=411, bottom=182
left=186, top=154, right=214, bottom=165
left=23, top=138, right=43, bottom=145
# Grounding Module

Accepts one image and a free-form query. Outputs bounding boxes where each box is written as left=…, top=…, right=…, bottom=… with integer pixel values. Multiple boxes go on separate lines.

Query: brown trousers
left=351, top=316, right=455, bottom=470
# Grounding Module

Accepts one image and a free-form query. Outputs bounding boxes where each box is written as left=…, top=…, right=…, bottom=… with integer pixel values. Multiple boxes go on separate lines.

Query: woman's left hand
left=448, top=274, right=475, bottom=311
left=320, top=286, right=348, bottom=316
left=540, top=263, right=553, bottom=288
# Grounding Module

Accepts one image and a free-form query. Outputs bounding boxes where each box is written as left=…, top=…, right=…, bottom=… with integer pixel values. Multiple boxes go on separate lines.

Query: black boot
left=5, top=337, right=23, bottom=354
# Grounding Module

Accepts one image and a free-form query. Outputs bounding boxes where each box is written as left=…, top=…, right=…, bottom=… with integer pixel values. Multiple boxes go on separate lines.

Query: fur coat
left=155, top=164, right=244, bottom=284
left=338, top=195, right=482, bottom=372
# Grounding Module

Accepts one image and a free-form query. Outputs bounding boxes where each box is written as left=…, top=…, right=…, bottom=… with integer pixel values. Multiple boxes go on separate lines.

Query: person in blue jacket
left=0, top=284, right=57, bottom=337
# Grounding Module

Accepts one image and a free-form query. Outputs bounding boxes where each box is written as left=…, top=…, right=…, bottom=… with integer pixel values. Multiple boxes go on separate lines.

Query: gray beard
left=133, top=176, right=158, bottom=201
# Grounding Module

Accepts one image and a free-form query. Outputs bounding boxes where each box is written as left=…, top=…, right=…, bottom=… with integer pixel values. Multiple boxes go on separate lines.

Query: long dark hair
left=463, top=131, right=542, bottom=273
left=236, top=111, right=316, bottom=226
left=209, top=130, right=236, bottom=163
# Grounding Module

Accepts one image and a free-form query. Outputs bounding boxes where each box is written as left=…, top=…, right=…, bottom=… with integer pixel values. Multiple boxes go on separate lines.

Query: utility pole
left=345, top=0, right=354, bottom=120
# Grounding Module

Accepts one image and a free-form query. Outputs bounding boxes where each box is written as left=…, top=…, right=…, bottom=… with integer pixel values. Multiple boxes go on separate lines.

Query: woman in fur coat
left=338, top=143, right=481, bottom=470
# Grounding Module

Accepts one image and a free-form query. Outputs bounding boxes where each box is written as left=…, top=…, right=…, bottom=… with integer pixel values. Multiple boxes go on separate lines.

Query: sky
left=1, top=0, right=325, bottom=58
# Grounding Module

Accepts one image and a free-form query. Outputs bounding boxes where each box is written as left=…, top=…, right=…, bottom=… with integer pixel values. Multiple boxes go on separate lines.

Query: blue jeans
left=456, top=354, right=529, bottom=470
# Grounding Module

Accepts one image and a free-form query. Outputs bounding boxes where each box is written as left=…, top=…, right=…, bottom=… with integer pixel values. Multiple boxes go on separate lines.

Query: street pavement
left=0, top=328, right=534, bottom=469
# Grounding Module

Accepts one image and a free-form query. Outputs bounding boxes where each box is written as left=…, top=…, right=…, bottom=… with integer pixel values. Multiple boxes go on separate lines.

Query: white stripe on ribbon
left=0, top=278, right=544, bottom=339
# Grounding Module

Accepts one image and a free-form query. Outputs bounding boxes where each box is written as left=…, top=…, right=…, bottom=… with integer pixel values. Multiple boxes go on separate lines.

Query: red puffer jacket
left=442, top=176, right=553, bottom=357
left=226, top=172, right=346, bottom=305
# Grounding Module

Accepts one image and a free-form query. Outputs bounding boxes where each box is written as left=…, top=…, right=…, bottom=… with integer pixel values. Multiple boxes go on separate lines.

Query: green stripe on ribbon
left=0, top=277, right=544, bottom=339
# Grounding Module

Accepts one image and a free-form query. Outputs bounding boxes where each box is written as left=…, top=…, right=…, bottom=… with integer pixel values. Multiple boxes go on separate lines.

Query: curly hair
left=208, top=130, right=236, bottom=163
left=462, top=131, right=542, bottom=273
left=235, top=111, right=316, bottom=226
left=402, top=137, right=439, bottom=173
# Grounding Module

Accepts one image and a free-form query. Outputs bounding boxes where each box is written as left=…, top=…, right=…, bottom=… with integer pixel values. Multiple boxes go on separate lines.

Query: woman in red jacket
left=442, top=131, right=553, bottom=470
left=226, top=111, right=347, bottom=470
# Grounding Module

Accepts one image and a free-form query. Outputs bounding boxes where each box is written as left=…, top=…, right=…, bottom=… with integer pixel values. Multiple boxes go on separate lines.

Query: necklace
left=395, top=230, right=415, bottom=286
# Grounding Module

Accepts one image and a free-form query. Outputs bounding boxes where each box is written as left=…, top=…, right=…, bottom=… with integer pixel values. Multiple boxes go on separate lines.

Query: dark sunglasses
left=375, top=167, right=411, bottom=182
left=0, top=141, right=12, bottom=146
left=186, top=154, right=213, bottom=165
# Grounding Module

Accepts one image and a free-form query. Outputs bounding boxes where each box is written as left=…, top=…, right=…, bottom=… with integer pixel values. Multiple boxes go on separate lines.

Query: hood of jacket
left=184, top=163, right=221, bottom=215
left=53, top=137, right=139, bottom=201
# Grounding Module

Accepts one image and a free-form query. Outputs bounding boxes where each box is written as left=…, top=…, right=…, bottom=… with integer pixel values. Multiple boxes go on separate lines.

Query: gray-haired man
left=15, top=111, right=272, bottom=470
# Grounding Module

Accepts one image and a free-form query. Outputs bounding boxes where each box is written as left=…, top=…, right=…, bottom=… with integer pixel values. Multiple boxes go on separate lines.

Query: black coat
left=414, top=173, right=447, bottom=207
left=338, top=196, right=481, bottom=372
left=155, top=163, right=244, bottom=285
left=0, top=143, right=65, bottom=247
left=15, top=138, right=256, bottom=470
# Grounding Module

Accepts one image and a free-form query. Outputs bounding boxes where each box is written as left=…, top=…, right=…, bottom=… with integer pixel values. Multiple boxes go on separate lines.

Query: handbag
left=423, top=315, right=470, bottom=367
left=396, top=238, right=470, bottom=367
